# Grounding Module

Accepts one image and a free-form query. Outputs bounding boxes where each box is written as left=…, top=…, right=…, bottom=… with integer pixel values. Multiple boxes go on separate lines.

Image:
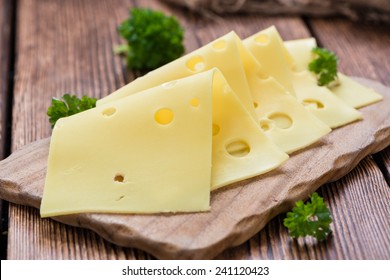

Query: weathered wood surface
left=1, top=0, right=389, bottom=259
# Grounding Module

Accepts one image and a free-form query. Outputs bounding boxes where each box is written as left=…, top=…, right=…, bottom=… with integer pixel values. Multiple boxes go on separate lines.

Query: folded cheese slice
left=100, top=31, right=330, bottom=154
left=244, top=26, right=362, bottom=129
left=41, top=70, right=288, bottom=217
left=284, top=38, right=383, bottom=108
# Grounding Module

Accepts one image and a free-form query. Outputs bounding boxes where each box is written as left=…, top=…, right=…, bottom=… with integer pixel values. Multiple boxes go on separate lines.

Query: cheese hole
left=190, top=98, right=200, bottom=107
left=303, top=99, right=324, bottom=109
left=212, top=40, right=226, bottom=50
left=212, top=124, right=220, bottom=136
left=254, top=101, right=258, bottom=108
left=259, top=120, right=271, bottom=131
left=116, top=195, right=125, bottom=201
left=255, top=34, right=269, bottom=45
left=114, top=174, right=125, bottom=183
left=162, top=81, right=177, bottom=89
left=186, top=56, right=205, bottom=72
left=102, top=107, right=116, bottom=117
left=155, top=108, right=174, bottom=125
left=226, top=140, right=250, bottom=157
left=268, top=113, right=293, bottom=129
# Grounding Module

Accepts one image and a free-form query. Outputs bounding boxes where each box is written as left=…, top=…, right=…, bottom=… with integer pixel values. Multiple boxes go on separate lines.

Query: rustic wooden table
left=0, top=0, right=389, bottom=260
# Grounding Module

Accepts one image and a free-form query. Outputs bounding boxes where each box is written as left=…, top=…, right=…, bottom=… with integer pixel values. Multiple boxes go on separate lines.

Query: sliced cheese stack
left=99, top=31, right=331, bottom=154
left=244, top=26, right=363, bottom=129
left=235, top=36, right=331, bottom=153
left=284, top=38, right=383, bottom=108
left=40, top=69, right=288, bottom=217
left=98, top=32, right=258, bottom=121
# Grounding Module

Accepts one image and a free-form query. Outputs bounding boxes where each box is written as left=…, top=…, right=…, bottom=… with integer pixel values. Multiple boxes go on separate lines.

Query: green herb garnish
left=47, top=94, right=96, bottom=128
left=283, top=192, right=332, bottom=241
left=308, top=47, right=339, bottom=87
left=115, top=8, right=185, bottom=70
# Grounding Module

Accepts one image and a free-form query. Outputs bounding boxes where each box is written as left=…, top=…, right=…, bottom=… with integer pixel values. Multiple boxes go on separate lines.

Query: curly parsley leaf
left=47, top=94, right=96, bottom=128
left=308, top=47, right=339, bottom=87
left=116, top=8, right=185, bottom=70
left=283, top=192, right=332, bottom=241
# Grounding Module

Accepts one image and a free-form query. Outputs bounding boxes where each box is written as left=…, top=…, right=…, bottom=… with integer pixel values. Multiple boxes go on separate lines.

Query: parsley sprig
left=283, top=192, right=332, bottom=241
left=308, top=47, right=339, bottom=87
left=115, top=8, right=185, bottom=70
left=47, top=94, right=96, bottom=128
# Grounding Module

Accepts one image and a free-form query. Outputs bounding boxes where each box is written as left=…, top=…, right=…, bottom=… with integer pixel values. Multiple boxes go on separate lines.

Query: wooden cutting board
left=0, top=77, right=389, bottom=259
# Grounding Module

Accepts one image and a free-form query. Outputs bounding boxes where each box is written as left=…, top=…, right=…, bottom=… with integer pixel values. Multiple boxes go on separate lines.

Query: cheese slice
left=41, top=72, right=214, bottom=217
left=332, top=73, right=383, bottom=108
left=244, top=26, right=362, bottom=128
left=284, top=38, right=383, bottom=108
left=103, top=30, right=331, bottom=154
left=235, top=33, right=331, bottom=153
left=98, top=31, right=258, bottom=121
left=243, top=26, right=295, bottom=96
left=41, top=69, right=288, bottom=217
left=209, top=69, right=288, bottom=189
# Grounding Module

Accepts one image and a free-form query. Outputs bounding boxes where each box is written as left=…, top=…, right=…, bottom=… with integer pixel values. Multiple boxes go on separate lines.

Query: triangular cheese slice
left=332, top=73, right=383, bottom=108
left=41, top=72, right=214, bottom=217
left=100, top=30, right=330, bottom=154
left=41, top=70, right=288, bottom=217
left=98, top=31, right=258, bottom=121
left=209, top=69, right=288, bottom=189
left=284, top=38, right=383, bottom=108
left=234, top=33, right=331, bottom=153
left=244, top=26, right=362, bottom=128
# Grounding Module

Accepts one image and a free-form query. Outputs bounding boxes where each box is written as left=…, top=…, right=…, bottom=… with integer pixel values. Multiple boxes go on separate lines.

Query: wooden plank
left=7, top=0, right=312, bottom=259
left=217, top=157, right=390, bottom=259
left=7, top=0, right=388, bottom=260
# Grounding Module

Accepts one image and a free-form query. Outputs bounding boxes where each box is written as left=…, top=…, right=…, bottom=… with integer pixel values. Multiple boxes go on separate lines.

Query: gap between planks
left=0, top=0, right=17, bottom=260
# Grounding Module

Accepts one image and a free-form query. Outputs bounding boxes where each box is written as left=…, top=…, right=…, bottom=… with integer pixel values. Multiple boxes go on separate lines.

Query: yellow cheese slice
left=98, top=31, right=258, bottom=121
left=41, top=70, right=288, bottom=217
left=243, top=26, right=296, bottom=96
left=99, top=30, right=329, bottom=154
left=209, top=70, right=288, bottom=189
left=284, top=38, right=383, bottom=108
left=232, top=35, right=330, bottom=153
left=332, top=73, right=383, bottom=108
left=244, top=27, right=362, bottom=128
left=41, top=72, right=214, bottom=217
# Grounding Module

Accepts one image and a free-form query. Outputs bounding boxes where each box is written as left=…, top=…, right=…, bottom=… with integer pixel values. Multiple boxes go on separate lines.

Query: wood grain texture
left=308, top=18, right=390, bottom=86
left=7, top=0, right=150, bottom=260
left=218, top=156, right=390, bottom=260
left=1, top=78, right=389, bottom=259
left=5, top=0, right=317, bottom=260
left=4, top=0, right=390, bottom=259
